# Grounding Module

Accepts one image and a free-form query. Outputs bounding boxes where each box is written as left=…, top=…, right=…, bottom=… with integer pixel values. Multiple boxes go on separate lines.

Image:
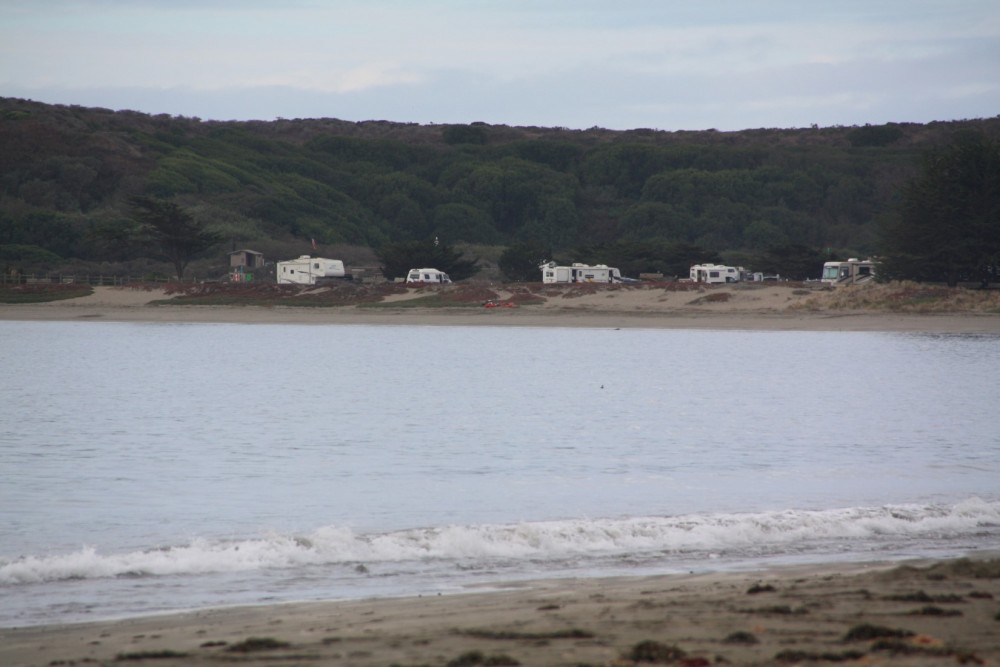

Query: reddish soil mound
left=163, top=282, right=408, bottom=306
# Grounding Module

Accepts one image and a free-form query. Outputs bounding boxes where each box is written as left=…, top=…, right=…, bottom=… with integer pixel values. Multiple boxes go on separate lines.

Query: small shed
left=229, top=249, right=265, bottom=269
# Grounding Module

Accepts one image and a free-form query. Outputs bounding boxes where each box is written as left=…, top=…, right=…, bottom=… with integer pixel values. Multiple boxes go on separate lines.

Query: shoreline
left=4, top=300, right=1000, bottom=333
left=2, top=556, right=998, bottom=666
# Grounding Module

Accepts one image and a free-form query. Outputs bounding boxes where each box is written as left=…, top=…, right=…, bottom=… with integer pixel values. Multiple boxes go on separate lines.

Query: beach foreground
left=2, top=283, right=1000, bottom=332
left=2, top=558, right=998, bottom=666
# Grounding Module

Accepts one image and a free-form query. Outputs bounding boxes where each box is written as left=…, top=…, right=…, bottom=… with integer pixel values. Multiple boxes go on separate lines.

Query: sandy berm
left=3, top=282, right=1000, bottom=332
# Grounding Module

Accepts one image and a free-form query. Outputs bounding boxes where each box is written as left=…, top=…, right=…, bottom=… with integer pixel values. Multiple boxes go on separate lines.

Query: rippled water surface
left=1, top=321, right=998, bottom=626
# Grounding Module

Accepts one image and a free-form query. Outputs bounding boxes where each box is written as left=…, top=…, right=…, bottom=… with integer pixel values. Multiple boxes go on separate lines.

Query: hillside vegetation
left=2, top=96, right=999, bottom=280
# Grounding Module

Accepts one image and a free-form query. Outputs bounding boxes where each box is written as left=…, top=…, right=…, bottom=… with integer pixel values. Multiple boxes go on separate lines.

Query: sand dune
left=2, top=283, right=1000, bottom=332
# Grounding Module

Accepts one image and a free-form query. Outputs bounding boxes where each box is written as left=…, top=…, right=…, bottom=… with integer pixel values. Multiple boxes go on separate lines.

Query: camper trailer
left=821, top=258, right=875, bottom=286
left=406, top=268, right=452, bottom=284
left=276, top=256, right=349, bottom=285
left=540, top=262, right=623, bottom=284
left=689, top=264, right=744, bottom=284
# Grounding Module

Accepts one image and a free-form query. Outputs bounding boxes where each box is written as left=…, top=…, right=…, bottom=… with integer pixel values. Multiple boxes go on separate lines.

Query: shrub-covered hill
left=2, top=96, right=999, bottom=277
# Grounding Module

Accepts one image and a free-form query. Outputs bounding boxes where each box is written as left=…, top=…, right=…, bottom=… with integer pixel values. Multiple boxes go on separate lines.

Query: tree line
left=1, top=98, right=998, bottom=283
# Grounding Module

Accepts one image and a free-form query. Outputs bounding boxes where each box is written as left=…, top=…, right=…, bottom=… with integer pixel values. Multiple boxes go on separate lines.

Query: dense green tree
left=573, top=240, right=718, bottom=278
left=741, top=220, right=788, bottom=250
left=498, top=241, right=551, bottom=282
left=879, top=132, right=1000, bottom=286
left=515, top=196, right=579, bottom=249
left=0, top=243, right=62, bottom=268
left=446, top=157, right=577, bottom=235
left=376, top=239, right=480, bottom=281
left=753, top=244, right=827, bottom=280
left=848, top=123, right=904, bottom=148
left=5, top=97, right=1000, bottom=280
left=0, top=211, right=83, bottom=258
left=442, top=124, right=489, bottom=145
left=127, top=196, right=223, bottom=279
left=617, top=202, right=695, bottom=242
left=432, top=203, right=502, bottom=245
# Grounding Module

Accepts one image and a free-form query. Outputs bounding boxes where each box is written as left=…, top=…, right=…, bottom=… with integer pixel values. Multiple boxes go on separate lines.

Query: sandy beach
left=2, top=284, right=1000, bottom=332
left=2, top=557, right=998, bottom=666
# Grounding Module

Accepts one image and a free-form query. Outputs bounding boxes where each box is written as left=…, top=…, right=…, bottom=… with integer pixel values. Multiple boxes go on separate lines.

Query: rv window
left=313, top=263, right=320, bottom=269
left=710, top=271, right=720, bottom=278
left=858, top=266, right=871, bottom=275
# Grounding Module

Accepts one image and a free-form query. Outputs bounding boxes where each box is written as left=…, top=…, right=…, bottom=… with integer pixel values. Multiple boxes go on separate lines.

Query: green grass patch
left=459, top=628, right=594, bottom=640
left=626, top=640, right=687, bottom=663
left=115, top=649, right=189, bottom=660
left=907, top=605, right=963, bottom=616
left=151, top=295, right=350, bottom=307
left=446, top=650, right=520, bottom=666
left=0, top=284, right=93, bottom=303
left=225, top=636, right=290, bottom=652
left=884, top=590, right=965, bottom=603
left=358, top=294, right=482, bottom=309
left=843, top=624, right=915, bottom=641
left=775, top=649, right=865, bottom=662
left=739, top=605, right=807, bottom=615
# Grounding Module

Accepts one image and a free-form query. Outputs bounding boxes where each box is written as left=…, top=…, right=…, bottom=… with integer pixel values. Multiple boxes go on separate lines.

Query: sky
left=1, top=0, right=998, bottom=132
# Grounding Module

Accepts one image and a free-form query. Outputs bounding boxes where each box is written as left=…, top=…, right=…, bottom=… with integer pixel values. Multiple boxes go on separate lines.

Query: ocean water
left=1, top=320, right=998, bottom=627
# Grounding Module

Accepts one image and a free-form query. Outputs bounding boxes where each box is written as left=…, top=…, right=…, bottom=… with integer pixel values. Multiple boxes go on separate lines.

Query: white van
left=406, top=268, right=452, bottom=284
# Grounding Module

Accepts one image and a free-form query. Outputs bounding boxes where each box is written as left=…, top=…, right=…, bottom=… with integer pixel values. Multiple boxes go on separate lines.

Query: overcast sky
left=2, top=0, right=998, bottom=131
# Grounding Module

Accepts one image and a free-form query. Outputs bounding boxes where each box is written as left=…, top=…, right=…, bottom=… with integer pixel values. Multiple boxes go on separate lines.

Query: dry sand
left=2, top=284, right=1000, bottom=332
left=2, top=557, right=998, bottom=667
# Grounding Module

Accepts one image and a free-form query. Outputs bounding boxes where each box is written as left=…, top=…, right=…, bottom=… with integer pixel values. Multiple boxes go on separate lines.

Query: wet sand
left=2, top=557, right=998, bottom=666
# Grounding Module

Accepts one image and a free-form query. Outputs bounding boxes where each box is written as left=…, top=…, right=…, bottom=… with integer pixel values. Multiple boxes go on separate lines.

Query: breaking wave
left=3, top=498, right=998, bottom=586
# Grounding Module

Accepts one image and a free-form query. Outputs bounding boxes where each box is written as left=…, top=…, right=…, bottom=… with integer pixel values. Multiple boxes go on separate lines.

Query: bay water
left=1, top=320, right=998, bottom=627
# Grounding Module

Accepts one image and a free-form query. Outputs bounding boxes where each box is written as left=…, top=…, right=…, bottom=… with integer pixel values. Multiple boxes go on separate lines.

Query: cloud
left=1, top=1, right=998, bottom=130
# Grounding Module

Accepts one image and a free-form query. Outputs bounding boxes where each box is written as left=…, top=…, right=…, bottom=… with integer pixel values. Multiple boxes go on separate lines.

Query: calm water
left=1, top=321, right=999, bottom=627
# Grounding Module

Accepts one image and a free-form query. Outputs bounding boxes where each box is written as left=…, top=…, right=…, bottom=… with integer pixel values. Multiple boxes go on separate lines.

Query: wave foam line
left=3, top=498, right=997, bottom=585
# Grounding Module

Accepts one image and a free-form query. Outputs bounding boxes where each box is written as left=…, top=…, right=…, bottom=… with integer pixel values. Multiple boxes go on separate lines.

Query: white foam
left=3, top=498, right=997, bottom=585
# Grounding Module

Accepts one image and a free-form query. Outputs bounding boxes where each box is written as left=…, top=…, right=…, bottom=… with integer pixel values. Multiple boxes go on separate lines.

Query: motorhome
left=540, top=262, right=623, bottom=284
left=689, top=264, right=744, bottom=284
left=821, top=258, right=876, bottom=286
left=276, top=256, right=349, bottom=285
left=406, top=268, right=452, bottom=284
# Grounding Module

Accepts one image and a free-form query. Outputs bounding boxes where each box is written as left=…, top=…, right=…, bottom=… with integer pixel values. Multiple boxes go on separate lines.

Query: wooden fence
left=0, top=274, right=207, bottom=286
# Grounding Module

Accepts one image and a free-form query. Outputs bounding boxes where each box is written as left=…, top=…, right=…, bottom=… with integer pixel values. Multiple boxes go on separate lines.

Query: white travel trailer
left=277, top=255, right=349, bottom=285
left=540, top=262, right=623, bottom=284
left=690, top=263, right=744, bottom=284
left=821, top=258, right=876, bottom=286
left=406, top=268, right=452, bottom=284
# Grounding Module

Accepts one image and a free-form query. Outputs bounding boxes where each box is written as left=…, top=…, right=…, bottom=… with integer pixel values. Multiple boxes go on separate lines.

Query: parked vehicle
left=540, top=262, right=623, bottom=284
left=406, top=268, right=452, bottom=284
left=821, top=258, right=876, bottom=286
left=689, top=264, right=744, bottom=284
left=277, top=256, right=350, bottom=285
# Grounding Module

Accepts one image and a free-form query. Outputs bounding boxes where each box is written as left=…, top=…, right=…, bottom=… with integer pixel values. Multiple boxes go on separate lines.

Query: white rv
left=406, top=268, right=452, bottom=284
left=277, top=255, right=349, bottom=285
left=690, top=264, right=744, bottom=284
left=540, top=262, right=623, bottom=284
left=821, top=258, right=875, bottom=286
